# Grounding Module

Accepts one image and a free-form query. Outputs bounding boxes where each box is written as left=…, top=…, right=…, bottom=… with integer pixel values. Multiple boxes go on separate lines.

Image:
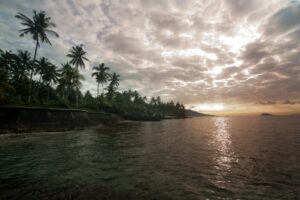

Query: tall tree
left=11, top=50, right=31, bottom=82
left=15, top=10, right=59, bottom=103
left=57, top=62, right=76, bottom=101
left=92, top=63, right=110, bottom=97
left=0, top=50, right=15, bottom=103
left=67, top=44, right=88, bottom=107
left=40, top=61, right=58, bottom=101
left=35, top=57, right=49, bottom=84
left=106, top=72, right=120, bottom=101
left=110, top=72, right=120, bottom=89
left=0, top=50, right=15, bottom=81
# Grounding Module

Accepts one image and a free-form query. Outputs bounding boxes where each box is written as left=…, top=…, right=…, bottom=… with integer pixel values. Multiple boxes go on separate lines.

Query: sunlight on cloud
left=194, top=103, right=225, bottom=111
left=208, top=67, right=223, bottom=75
left=219, top=25, right=261, bottom=53
left=0, top=0, right=299, bottom=115
left=161, top=48, right=218, bottom=60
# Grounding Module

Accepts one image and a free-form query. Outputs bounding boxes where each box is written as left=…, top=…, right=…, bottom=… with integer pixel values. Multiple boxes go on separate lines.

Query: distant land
left=261, top=113, right=273, bottom=116
left=185, top=109, right=214, bottom=117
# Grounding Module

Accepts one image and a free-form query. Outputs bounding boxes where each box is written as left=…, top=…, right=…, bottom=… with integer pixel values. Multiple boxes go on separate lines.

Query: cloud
left=0, top=0, right=299, bottom=112
left=256, top=101, right=277, bottom=105
left=264, top=3, right=300, bottom=37
left=283, top=100, right=300, bottom=104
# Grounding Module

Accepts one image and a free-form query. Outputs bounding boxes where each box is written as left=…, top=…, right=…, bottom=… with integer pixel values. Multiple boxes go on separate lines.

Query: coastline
left=0, top=106, right=188, bottom=134
left=0, top=106, right=122, bottom=134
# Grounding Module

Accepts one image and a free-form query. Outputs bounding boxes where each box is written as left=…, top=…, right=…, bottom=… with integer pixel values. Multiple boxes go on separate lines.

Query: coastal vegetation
left=0, top=10, right=185, bottom=120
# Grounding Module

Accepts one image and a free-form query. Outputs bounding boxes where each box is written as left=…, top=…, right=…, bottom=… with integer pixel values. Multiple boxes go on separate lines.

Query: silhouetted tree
left=92, top=63, right=110, bottom=97
left=11, top=50, right=31, bottom=82
left=67, top=44, right=88, bottom=107
left=106, top=72, right=120, bottom=101
left=57, top=62, right=77, bottom=101
left=15, top=10, right=59, bottom=103
left=40, top=62, right=58, bottom=101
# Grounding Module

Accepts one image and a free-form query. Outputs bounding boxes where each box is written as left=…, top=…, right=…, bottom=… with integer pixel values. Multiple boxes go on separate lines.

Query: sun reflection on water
left=212, top=117, right=237, bottom=173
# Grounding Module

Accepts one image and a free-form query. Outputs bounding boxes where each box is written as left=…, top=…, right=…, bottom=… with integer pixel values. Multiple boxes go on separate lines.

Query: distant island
left=261, top=113, right=273, bottom=116
left=185, top=109, right=214, bottom=117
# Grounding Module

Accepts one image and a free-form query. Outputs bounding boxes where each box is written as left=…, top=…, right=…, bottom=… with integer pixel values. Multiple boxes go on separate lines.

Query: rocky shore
left=0, top=106, right=122, bottom=134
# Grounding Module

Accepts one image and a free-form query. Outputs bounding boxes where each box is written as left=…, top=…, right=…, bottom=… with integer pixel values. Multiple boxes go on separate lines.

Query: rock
left=0, top=106, right=122, bottom=134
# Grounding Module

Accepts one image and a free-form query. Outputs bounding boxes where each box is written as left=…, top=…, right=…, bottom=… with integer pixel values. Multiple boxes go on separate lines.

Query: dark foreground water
left=0, top=116, right=300, bottom=200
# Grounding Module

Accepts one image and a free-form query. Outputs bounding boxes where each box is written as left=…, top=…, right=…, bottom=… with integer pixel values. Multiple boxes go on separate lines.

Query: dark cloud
left=256, top=101, right=277, bottom=105
left=264, top=4, right=300, bottom=36
left=283, top=100, right=300, bottom=104
left=103, top=31, right=146, bottom=55
left=0, top=0, right=299, bottom=111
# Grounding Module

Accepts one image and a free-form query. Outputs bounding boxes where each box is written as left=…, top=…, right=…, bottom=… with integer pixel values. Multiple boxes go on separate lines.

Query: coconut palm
left=92, top=63, right=110, bottom=97
left=58, top=62, right=76, bottom=100
left=34, top=57, right=54, bottom=99
left=58, top=62, right=84, bottom=102
left=0, top=50, right=15, bottom=75
left=11, top=50, right=31, bottom=82
left=40, top=62, right=59, bottom=101
left=15, top=10, right=59, bottom=103
left=0, top=50, right=15, bottom=102
left=35, top=57, right=48, bottom=83
left=110, top=72, right=120, bottom=89
left=67, top=45, right=88, bottom=70
left=67, top=44, right=88, bottom=107
left=105, top=72, right=120, bottom=101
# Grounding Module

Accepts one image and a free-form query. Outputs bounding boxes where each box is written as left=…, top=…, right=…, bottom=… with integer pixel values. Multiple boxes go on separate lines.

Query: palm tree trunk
left=47, top=83, right=50, bottom=102
left=28, top=39, right=39, bottom=103
left=76, top=67, right=79, bottom=108
left=97, top=82, right=99, bottom=97
left=66, top=86, right=70, bottom=101
left=62, top=90, right=65, bottom=100
left=76, top=88, right=79, bottom=108
left=36, top=75, right=42, bottom=100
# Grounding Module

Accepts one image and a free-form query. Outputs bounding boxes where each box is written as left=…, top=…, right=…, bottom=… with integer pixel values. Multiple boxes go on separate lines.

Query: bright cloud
left=0, top=0, right=299, bottom=114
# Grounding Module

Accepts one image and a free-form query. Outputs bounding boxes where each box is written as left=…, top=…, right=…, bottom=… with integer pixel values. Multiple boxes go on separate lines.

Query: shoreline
left=0, top=106, right=122, bottom=134
left=0, top=106, right=187, bottom=134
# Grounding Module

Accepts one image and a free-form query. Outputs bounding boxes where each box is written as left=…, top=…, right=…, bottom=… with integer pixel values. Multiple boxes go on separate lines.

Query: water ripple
left=0, top=116, right=300, bottom=199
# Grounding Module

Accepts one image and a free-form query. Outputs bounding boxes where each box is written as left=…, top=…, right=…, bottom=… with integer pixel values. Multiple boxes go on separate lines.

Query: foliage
left=0, top=10, right=186, bottom=120
left=15, top=10, right=59, bottom=103
left=92, top=63, right=110, bottom=97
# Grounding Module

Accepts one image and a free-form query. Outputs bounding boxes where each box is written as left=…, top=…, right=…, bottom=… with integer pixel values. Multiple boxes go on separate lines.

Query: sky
left=0, top=0, right=300, bottom=115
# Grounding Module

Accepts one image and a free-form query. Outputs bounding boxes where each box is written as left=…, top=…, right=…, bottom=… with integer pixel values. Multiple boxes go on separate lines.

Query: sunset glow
left=193, top=103, right=225, bottom=111
left=1, top=2, right=299, bottom=200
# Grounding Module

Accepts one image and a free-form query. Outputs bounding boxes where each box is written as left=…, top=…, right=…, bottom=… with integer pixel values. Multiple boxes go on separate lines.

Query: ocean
left=0, top=116, right=299, bottom=199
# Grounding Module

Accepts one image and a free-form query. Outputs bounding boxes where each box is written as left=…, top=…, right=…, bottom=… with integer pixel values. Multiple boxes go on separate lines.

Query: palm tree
left=0, top=50, right=15, bottom=76
left=15, top=10, right=59, bottom=103
left=34, top=57, right=53, bottom=99
left=35, top=57, right=51, bottom=84
left=67, top=44, right=88, bottom=107
left=106, top=72, right=120, bottom=101
left=58, top=62, right=76, bottom=100
left=67, top=45, right=88, bottom=70
left=40, top=62, right=59, bottom=102
left=73, top=72, right=85, bottom=94
left=110, top=72, right=120, bottom=89
left=58, top=62, right=84, bottom=103
left=0, top=50, right=15, bottom=102
left=12, top=50, right=31, bottom=81
left=91, top=63, right=110, bottom=97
